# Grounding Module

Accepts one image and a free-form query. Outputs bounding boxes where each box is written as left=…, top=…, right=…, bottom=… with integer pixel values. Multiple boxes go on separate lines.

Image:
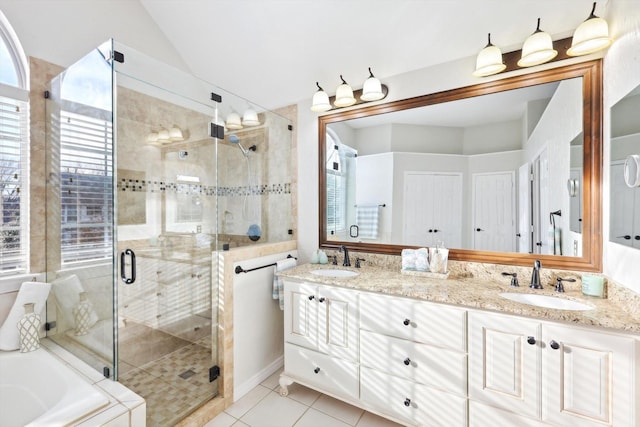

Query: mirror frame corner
left=318, top=59, right=603, bottom=272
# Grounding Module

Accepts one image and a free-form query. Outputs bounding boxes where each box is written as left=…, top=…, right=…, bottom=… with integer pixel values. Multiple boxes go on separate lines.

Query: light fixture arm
left=588, top=2, right=598, bottom=19
left=368, top=67, right=375, bottom=78
left=340, top=75, right=348, bottom=85
left=316, top=81, right=324, bottom=91
left=534, top=17, right=542, bottom=33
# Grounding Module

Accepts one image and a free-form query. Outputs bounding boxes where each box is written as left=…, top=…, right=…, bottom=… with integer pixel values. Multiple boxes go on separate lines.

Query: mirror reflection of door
left=472, top=172, right=515, bottom=252
left=610, top=161, right=640, bottom=248
left=403, top=172, right=462, bottom=247
left=517, top=163, right=532, bottom=253
left=532, top=147, right=549, bottom=254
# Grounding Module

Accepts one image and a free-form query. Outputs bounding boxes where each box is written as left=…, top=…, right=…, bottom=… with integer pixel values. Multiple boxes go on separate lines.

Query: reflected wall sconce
left=311, top=68, right=389, bottom=112
left=146, top=124, right=184, bottom=144
left=473, top=2, right=612, bottom=77
left=225, top=110, right=243, bottom=130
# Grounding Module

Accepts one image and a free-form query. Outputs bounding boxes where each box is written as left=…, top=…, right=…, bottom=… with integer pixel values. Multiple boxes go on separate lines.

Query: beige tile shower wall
left=30, top=57, right=64, bottom=273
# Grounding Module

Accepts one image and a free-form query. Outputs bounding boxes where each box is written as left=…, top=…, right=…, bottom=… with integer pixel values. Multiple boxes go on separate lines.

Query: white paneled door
left=403, top=172, right=462, bottom=248
left=472, top=171, right=516, bottom=252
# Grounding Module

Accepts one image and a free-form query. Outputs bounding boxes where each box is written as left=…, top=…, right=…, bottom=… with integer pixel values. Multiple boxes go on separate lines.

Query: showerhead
left=227, top=134, right=256, bottom=156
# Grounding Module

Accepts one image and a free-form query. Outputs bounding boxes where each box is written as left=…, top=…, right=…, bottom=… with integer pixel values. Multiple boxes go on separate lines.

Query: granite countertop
left=278, top=263, right=640, bottom=335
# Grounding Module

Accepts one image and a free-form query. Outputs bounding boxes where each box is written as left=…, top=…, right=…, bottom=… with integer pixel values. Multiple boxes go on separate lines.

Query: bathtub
left=0, top=347, right=110, bottom=427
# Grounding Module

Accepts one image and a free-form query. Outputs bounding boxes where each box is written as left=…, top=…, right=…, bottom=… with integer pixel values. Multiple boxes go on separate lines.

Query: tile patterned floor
left=119, top=342, right=217, bottom=426
left=204, top=370, right=404, bottom=427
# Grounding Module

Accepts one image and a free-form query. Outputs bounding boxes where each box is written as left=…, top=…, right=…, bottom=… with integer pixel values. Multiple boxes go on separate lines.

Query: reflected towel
left=273, top=257, right=297, bottom=310
left=0, top=281, right=51, bottom=351
left=356, top=206, right=380, bottom=239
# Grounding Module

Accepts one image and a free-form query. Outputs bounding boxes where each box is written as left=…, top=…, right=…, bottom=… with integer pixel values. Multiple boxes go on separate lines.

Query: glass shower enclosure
left=43, top=39, right=293, bottom=425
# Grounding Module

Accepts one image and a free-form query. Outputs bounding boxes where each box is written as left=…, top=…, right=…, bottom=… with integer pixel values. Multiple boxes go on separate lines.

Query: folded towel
left=0, top=281, right=51, bottom=351
left=356, top=206, right=380, bottom=239
left=401, top=249, right=416, bottom=270
left=273, top=257, right=297, bottom=310
left=415, top=248, right=430, bottom=271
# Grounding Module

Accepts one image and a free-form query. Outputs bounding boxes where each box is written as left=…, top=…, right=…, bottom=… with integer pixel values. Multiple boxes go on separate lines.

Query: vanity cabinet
left=469, top=310, right=639, bottom=427
left=281, top=280, right=359, bottom=399
left=359, top=293, right=468, bottom=427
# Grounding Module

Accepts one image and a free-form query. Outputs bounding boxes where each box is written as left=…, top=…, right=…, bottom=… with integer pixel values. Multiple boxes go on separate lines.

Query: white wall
left=0, top=0, right=187, bottom=71
left=603, top=1, right=640, bottom=293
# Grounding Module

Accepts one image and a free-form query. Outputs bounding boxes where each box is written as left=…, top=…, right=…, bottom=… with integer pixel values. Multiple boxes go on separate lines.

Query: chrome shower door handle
left=120, top=248, right=136, bottom=284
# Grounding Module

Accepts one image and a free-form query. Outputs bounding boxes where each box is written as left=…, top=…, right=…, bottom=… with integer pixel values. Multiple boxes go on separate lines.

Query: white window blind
left=0, top=96, right=28, bottom=273
left=326, top=171, right=346, bottom=233
left=60, top=111, right=113, bottom=264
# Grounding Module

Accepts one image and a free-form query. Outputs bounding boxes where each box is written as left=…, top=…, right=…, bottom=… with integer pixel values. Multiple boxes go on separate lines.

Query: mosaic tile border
left=117, top=178, right=291, bottom=196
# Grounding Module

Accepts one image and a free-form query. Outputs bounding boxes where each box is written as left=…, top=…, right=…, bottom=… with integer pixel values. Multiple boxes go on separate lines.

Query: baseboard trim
left=234, top=355, right=284, bottom=401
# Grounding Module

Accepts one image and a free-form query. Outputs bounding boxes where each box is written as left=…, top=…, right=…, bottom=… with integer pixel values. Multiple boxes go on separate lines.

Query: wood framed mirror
left=318, top=60, right=602, bottom=271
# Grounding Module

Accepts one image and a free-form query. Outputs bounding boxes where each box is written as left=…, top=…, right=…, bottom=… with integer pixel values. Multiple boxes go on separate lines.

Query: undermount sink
left=499, top=292, right=594, bottom=311
left=310, top=269, right=359, bottom=278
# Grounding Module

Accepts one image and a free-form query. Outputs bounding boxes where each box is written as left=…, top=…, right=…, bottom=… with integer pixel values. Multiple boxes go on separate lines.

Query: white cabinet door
left=284, top=281, right=318, bottom=350
left=542, top=324, right=638, bottom=427
left=469, top=311, right=540, bottom=419
left=317, top=285, right=359, bottom=362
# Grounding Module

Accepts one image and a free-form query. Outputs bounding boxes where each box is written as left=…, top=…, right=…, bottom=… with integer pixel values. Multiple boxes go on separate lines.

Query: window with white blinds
left=0, top=96, right=28, bottom=274
left=60, top=111, right=113, bottom=264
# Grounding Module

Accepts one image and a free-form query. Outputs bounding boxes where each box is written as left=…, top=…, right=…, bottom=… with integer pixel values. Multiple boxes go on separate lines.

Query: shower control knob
left=404, top=398, right=411, bottom=407
left=527, top=336, right=536, bottom=345
left=403, top=358, right=411, bottom=366
left=313, top=367, right=320, bottom=374
left=550, top=340, right=560, bottom=350
left=308, top=295, right=315, bottom=301
left=403, top=319, right=411, bottom=326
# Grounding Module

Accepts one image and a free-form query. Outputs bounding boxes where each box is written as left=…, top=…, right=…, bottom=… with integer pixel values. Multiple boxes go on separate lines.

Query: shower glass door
left=112, top=41, right=220, bottom=425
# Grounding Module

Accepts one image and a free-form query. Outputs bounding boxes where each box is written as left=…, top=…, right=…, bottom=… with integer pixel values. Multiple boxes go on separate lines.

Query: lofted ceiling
left=139, top=0, right=611, bottom=111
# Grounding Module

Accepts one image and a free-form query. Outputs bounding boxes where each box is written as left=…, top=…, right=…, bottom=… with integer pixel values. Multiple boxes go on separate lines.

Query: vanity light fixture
left=472, top=33, right=507, bottom=77
left=157, top=126, right=171, bottom=143
left=360, top=68, right=385, bottom=101
left=334, top=75, right=357, bottom=107
left=518, top=18, right=558, bottom=67
left=311, top=68, right=389, bottom=112
left=311, top=82, right=332, bottom=112
left=146, top=130, right=159, bottom=144
left=567, top=2, right=612, bottom=56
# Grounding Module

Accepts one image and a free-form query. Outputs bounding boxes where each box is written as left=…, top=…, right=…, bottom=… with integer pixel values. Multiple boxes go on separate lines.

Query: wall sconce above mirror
left=473, top=2, right=611, bottom=77
left=311, top=68, right=389, bottom=112
left=318, top=60, right=603, bottom=272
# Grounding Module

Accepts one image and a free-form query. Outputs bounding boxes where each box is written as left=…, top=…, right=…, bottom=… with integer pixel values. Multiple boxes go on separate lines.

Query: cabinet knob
left=403, top=319, right=411, bottom=326
left=403, top=357, right=411, bottom=366
left=476, top=228, right=483, bottom=232
left=318, top=297, right=326, bottom=303
left=550, top=340, right=560, bottom=350
left=527, top=336, right=536, bottom=345
left=313, top=367, right=320, bottom=374
left=617, top=235, right=632, bottom=240
left=308, top=295, right=315, bottom=301
left=404, top=398, right=411, bottom=407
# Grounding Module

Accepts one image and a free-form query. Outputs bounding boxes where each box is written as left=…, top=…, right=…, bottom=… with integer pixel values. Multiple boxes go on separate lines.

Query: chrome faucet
left=339, top=245, right=351, bottom=267
left=530, top=260, right=542, bottom=289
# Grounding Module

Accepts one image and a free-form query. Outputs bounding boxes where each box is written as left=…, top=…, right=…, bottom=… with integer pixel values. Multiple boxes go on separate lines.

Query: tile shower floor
left=205, top=370, right=404, bottom=427
left=117, top=318, right=216, bottom=427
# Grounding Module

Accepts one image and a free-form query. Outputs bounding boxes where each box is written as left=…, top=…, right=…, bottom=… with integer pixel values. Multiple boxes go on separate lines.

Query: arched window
left=0, top=10, right=29, bottom=275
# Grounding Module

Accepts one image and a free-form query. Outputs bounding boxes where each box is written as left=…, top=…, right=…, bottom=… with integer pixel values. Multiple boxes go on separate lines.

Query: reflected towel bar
left=235, top=254, right=297, bottom=274
left=354, top=204, right=386, bottom=207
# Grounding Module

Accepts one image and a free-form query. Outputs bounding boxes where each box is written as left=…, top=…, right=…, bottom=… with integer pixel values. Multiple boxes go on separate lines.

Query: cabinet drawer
left=284, top=344, right=359, bottom=400
left=361, top=366, right=467, bottom=427
left=360, top=330, right=466, bottom=395
left=360, top=293, right=466, bottom=351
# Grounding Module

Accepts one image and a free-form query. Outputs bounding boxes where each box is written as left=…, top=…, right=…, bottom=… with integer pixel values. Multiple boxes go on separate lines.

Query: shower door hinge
left=288, top=124, right=293, bottom=131
left=112, top=50, right=124, bottom=63
left=103, top=367, right=111, bottom=378
left=209, top=365, right=221, bottom=382
left=210, top=123, right=225, bottom=139
left=44, top=90, right=50, bottom=99
left=44, top=321, right=56, bottom=331
left=211, top=92, right=222, bottom=103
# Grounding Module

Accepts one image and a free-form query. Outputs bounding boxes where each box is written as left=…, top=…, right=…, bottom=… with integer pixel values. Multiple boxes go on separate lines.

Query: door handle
left=120, top=249, right=136, bottom=284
